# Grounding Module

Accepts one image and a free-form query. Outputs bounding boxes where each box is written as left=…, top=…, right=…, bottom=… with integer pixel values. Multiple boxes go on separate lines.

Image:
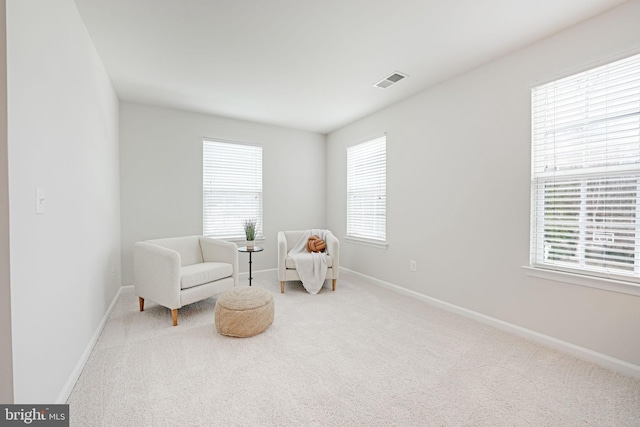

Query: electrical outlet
left=410, top=260, right=417, bottom=271
left=36, top=187, right=45, bottom=215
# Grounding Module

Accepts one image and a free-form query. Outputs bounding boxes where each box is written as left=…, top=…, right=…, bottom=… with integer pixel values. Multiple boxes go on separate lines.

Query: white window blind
left=531, top=53, right=640, bottom=281
left=203, top=140, right=263, bottom=240
left=347, top=135, right=386, bottom=242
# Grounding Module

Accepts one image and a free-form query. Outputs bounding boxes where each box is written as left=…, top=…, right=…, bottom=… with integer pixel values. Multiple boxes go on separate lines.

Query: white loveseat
left=277, top=230, right=340, bottom=293
left=134, top=236, right=238, bottom=326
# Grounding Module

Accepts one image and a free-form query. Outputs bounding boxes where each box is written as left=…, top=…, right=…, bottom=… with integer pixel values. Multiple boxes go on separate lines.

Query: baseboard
left=55, top=285, right=129, bottom=403
left=341, top=268, right=640, bottom=379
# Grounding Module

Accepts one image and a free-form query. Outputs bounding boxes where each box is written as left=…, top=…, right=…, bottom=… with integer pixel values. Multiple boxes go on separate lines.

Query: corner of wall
left=0, top=0, right=14, bottom=404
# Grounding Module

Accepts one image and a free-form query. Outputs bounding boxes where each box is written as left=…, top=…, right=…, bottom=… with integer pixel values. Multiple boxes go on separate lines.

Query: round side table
left=237, top=246, right=263, bottom=286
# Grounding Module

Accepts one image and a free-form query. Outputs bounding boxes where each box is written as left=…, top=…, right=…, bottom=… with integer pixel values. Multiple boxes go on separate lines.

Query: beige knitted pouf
left=215, top=286, right=274, bottom=337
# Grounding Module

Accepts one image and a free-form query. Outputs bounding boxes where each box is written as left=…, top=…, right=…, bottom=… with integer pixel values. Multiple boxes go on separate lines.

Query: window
left=347, top=135, right=386, bottom=243
left=530, top=53, right=640, bottom=282
left=203, top=139, right=263, bottom=240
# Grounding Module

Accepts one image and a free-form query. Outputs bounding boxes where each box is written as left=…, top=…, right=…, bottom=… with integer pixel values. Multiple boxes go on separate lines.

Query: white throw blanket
left=289, top=229, right=329, bottom=294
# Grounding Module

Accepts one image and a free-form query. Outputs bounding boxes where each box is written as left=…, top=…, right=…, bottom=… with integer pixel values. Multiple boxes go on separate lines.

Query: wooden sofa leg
left=280, top=281, right=285, bottom=293
left=139, top=297, right=144, bottom=312
left=332, top=279, right=336, bottom=291
left=171, top=309, right=178, bottom=326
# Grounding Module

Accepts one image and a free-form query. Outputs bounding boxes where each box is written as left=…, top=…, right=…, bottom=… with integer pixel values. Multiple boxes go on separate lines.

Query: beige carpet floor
left=67, top=271, right=640, bottom=426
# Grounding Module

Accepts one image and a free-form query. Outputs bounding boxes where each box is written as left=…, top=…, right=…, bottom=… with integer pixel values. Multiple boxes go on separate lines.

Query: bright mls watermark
left=1, top=405, right=68, bottom=426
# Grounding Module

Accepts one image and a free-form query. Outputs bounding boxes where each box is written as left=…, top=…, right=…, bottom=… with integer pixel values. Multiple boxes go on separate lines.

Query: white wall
left=7, top=0, right=121, bottom=403
left=120, top=102, right=326, bottom=286
left=0, top=0, right=13, bottom=404
left=327, top=0, right=640, bottom=366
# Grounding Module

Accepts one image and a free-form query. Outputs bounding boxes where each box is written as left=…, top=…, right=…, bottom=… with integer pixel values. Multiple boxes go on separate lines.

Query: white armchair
left=134, top=236, right=238, bottom=326
left=278, top=230, right=340, bottom=293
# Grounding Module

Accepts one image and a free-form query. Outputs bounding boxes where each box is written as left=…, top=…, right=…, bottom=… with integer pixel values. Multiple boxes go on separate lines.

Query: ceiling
left=74, top=0, right=628, bottom=134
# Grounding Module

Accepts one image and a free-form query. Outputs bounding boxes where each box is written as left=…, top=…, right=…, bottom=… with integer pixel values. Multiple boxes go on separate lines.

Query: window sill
left=204, top=236, right=266, bottom=245
left=522, top=266, right=640, bottom=297
left=345, top=236, right=388, bottom=249
left=229, top=237, right=265, bottom=245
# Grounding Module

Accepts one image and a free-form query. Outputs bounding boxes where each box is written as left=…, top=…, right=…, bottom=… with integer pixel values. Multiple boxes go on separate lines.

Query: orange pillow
left=306, top=235, right=327, bottom=253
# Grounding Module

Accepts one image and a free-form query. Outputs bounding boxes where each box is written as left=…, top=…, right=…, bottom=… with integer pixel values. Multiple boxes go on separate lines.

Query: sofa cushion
left=181, top=262, right=233, bottom=290
left=285, top=255, right=333, bottom=269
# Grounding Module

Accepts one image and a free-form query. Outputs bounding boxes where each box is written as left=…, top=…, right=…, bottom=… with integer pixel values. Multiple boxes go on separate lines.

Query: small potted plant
left=242, top=219, right=256, bottom=250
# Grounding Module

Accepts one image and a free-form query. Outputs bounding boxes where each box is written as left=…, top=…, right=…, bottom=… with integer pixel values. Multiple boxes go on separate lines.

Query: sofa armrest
left=326, top=231, right=340, bottom=279
left=134, top=242, right=182, bottom=309
left=198, top=237, right=239, bottom=286
left=277, top=231, right=288, bottom=280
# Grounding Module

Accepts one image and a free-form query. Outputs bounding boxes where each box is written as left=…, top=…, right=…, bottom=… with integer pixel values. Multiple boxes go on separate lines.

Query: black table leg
left=238, top=246, right=262, bottom=286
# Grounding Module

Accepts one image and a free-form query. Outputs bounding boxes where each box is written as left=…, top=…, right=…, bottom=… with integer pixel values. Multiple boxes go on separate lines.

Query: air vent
left=373, top=71, right=408, bottom=89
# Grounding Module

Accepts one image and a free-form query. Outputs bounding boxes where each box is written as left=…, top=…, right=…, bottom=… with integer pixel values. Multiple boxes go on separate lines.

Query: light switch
left=36, top=187, right=45, bottom=215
